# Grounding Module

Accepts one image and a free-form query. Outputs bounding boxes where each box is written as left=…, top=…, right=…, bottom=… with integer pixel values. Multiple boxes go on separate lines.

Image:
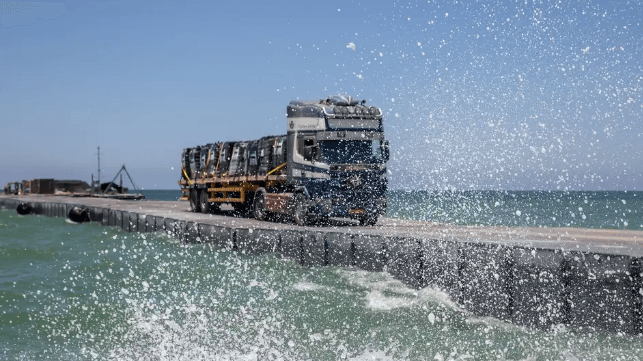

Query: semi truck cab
left=286, top=95, right=389, bottom=225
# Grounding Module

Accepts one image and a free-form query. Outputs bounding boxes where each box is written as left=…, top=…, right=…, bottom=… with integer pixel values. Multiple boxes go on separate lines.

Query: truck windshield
left=319, top=140, right=382, bottom=164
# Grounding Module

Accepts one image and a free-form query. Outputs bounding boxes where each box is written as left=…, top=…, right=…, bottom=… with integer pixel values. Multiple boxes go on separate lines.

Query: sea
left=1, top=190, right=642, bottom=360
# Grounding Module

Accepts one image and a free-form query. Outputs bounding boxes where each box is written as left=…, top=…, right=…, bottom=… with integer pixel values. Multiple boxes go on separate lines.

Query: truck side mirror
left=382, top=140, right=390, bottom=162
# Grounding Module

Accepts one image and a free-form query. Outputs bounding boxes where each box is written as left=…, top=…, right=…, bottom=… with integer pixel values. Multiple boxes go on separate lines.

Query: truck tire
left=292, top=194, right=309, bottom=226
left=189, top=189, right=201, bottom=213
left=359, top=215, right=378, bottom=226
left=252, top=188, right=267, bottom=221
left=200, top=190, right=211, bottom=214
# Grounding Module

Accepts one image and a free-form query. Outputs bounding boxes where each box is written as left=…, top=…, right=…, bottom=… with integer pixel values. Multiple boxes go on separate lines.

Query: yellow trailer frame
left=205, top=184, right=259, bottom=203
left=179, top=175, right=287, bottom=203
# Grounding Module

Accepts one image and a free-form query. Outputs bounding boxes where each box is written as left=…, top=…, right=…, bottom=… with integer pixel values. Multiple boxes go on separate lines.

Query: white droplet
left=346, top=42, right=356, bottom=51
left=516, top=210, right=521, bottom=216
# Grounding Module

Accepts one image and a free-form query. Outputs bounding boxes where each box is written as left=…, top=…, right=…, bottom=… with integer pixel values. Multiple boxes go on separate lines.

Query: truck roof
left=288, top=95, right=382, bottom=119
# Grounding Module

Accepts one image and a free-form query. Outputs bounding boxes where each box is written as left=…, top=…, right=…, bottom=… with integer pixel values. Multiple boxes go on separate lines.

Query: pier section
left=1, top=194, right=642, bottom=335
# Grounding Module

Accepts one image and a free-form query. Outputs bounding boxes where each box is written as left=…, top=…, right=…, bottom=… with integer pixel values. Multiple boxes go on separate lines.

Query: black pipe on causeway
left=67, top=206, right=90, bottom=223
left=16, top=202, right=32, bottom=215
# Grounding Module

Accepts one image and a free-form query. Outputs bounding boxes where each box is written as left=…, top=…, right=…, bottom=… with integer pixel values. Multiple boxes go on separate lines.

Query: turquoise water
left=387, top=190, right=642, bottom=230
left=140, top=189, right=642, bottom=230
left=139, top=189, right=183, bottom=201
left=2, top=208, right=643, bottom=360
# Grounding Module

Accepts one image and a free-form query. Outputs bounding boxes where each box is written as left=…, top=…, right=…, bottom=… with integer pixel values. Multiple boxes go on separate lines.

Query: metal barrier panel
left=200, top=224, right=233, bottom=249
left=326, top=232, right=353, bottom=267
left=279, top=230, right=303, bottom=264
left=420, top=238, right=458, bottom=292
left=458, top=243, right=514, bottom=321
left=185, top=221, right=200, bottom=243
left=512, top=248, right=565, bottom=330
left=353, top=234, right=387, bottom=272
left=387, top=237, right=422, bottom=290
left=564, top=253, right=637, bottom=333
left=302, top=231, right=326, bottom=267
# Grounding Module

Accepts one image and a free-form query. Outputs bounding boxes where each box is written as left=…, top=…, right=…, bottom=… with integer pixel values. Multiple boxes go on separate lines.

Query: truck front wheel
left=292, top=194, right=309, bottom=227
left=359, top=215, right=378, bottom=226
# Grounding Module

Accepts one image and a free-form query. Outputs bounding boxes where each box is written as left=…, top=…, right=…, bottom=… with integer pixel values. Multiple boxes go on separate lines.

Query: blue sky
left=1, top=0, right=641, bottom=190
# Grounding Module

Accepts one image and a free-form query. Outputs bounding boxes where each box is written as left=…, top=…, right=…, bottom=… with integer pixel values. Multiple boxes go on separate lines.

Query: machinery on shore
left=179, top=95, right=389, bottom=226
left=3, top=147, right=144, bottom=200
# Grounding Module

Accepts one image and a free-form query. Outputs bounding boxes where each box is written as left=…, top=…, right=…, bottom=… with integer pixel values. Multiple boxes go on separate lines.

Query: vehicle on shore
left=179, top=95, right=389, bottom=226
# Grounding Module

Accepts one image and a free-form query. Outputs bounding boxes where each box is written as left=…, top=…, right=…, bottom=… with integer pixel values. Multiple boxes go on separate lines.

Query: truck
left=178, top=95, right=389, bottom=226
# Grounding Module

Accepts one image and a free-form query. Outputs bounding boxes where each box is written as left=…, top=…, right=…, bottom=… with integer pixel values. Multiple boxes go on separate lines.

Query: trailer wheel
left=200, top=190, right=212, bottom=214
left=292, top=194, right=309, bottom=226
left=252, top=189, right=266, bottom=221
left=189, top=189, right=201, bottom=212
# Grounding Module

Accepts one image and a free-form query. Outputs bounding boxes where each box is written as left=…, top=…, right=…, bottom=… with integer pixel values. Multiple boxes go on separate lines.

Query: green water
left=1, top=209, right=643, bottom=360
left=387, top=190, right=642, bottom=230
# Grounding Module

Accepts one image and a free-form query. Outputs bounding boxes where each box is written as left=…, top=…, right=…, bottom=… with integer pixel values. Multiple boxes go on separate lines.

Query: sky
left=1, top=0, right=641, bottom=191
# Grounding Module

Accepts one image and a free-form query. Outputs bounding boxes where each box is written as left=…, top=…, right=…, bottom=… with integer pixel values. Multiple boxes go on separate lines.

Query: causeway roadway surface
left=2, top=194, right=642, bottom=257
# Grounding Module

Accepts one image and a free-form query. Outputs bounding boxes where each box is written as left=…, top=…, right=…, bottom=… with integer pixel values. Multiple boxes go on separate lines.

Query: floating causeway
left=1, top=194, right=642, bottom=335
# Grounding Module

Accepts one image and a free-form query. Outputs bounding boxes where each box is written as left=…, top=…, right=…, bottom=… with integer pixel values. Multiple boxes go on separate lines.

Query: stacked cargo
left=29, top=179, right=55, bottom=194
left=181, top=136, right=288, bottom=182
left=180, top=136, right=289, bottom=215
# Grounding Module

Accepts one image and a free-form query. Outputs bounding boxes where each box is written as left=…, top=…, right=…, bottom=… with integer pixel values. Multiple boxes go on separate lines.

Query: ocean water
left=387, top=190, right=642, bottom=230
left=139, top=189, right=642, bottom=230
left=1, top=208, right=643, bottom=360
